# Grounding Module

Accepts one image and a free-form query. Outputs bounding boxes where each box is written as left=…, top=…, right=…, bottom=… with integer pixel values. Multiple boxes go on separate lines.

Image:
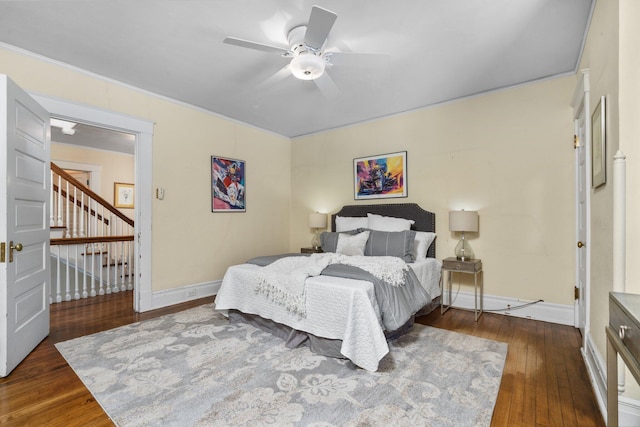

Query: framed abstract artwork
left=591, top=96, right=606, bottom=188
left=353, top=151, right=407, bottom=200
left=211, top=156, right=246, bottom=212
left=114, top=182, right=134, bottom=208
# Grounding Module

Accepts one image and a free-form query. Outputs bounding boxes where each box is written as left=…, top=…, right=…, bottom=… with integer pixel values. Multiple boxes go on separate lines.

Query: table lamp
left=449, top=210, right=478, bottom=260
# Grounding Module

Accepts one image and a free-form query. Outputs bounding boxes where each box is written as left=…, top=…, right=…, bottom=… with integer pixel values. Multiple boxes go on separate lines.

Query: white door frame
left=31, top=93, right=154, bottom=312
left=571, top=69, right=591, bottom=344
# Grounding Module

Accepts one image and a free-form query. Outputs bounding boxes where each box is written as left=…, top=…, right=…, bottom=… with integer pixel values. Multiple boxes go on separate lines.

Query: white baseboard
left=583, top=333, right=608, bottom=419
left=145, top=280, right=222, bottom=312
left=582, top=331, right=640, bottom=426
left=446, top=290, right=574, bottom=325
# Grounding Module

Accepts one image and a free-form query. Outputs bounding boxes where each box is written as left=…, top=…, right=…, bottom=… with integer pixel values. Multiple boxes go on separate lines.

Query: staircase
left=49, top=162, right=135, bottom=303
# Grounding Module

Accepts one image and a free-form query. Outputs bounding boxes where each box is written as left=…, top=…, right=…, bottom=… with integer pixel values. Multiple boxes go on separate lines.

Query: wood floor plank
left=0, top=293, right=605, bottom=427
left=534, top=321, right=550, bottom=426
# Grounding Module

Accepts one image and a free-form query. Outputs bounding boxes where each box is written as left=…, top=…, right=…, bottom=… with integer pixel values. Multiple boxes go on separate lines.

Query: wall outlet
left=187, top=289, right=196, bottom=298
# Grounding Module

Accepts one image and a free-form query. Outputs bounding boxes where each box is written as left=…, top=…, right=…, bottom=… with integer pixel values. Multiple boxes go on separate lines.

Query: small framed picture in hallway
left=114, top=182, right=135, bottom=208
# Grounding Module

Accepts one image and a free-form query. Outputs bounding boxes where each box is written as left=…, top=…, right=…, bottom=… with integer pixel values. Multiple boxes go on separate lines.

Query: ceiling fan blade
left=304, top=6, right=337, bottom=50
left=223, top=37, right=289, bottom=55
left=257, top=66, right=292, bottom=90
left=314, top=72, right=340, bottom=99
left=325, top=51, right=390, bottom=67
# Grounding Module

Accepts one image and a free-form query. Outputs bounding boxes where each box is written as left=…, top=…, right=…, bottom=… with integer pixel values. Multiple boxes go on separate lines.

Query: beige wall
left=579, top=0, right=640, bottom=401
left=0, top=46, right=292, bottom=292
left=291, top=76, right=576, bottom=306
left=579, top=0, right=619, bottom=368
left=51, top=143, right=135, bottom=219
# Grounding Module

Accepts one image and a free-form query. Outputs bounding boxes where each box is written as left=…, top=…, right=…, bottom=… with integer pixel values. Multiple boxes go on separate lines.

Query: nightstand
left=301, top=247, right=323, bottom=254
left=441, top=257, right=483, bottom=321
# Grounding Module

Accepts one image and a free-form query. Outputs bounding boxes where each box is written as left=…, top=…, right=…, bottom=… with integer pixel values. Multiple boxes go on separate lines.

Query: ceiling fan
left=223, top=5, right=385, bottom=98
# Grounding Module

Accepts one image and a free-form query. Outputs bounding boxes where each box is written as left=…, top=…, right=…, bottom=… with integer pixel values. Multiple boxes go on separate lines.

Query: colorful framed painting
left=114, top=182, right=134, bottom=208
left=353, top=151, right=407, bottom=200
left=211, top=156, right=246, bottom=212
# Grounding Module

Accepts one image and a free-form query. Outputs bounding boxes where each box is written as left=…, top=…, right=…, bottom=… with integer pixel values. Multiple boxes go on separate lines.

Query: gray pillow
left=320, top=230, right=359, bottom=253
left=364, top=229, right=416, bottom=262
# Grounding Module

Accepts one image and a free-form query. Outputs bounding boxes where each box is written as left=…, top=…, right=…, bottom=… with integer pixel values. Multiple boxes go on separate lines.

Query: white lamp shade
left=449, top=210, right=478, bottom=232
left=309, top=212, right=327, bottom=229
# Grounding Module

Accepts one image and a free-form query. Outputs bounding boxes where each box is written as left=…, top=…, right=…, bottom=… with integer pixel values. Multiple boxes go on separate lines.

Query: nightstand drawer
left=442, top=258, right=482, bottom=273
left=610, top=293, right=640, bottom=363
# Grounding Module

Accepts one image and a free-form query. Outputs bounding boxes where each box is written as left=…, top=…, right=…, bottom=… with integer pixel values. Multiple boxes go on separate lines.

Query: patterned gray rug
left=55, top=304, right=507, bottom=426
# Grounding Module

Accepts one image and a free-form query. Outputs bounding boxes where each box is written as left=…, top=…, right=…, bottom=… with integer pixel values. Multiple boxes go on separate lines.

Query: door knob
left=9, top=241, right=23, bottom=262
left=577, top=241, right=585, bottom=248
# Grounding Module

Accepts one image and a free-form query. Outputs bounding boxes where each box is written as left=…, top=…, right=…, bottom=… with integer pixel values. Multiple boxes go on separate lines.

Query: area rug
left=55, top=304, right=507, bottom=426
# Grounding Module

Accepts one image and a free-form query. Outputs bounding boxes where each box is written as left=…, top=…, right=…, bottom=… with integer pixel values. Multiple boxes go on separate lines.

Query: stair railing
left=49, top=162, right=135, bottom=303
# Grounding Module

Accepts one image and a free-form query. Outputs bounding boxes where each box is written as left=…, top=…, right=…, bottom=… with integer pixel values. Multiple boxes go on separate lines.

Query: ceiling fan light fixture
left=290, top=53, right=325, bottom=80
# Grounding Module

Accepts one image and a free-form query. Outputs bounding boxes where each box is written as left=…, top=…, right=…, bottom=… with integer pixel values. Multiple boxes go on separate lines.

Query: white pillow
left=336, top=231, right=370, bottom=256
left=367, top=213, right=415, bottom=232
left=335, top=216, right=368, bottom=232
left=413, top=231, right=437, bottom=260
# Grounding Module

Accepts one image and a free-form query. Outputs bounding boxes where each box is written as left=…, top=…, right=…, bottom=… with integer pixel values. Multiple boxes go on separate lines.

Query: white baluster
left=127, top=240, right=134, bottom=290
left=93, top=200, right=98, bottom=240
left=55, top=246, right=62, bottom=303
left=107, top=240, right=113, bottom=293
left=120, top=241, right=126, bottom=292
left=65, top=181, right=70, bottom=238
left=90, top=247, right=97, bottom=297
left=100, top=237, right=111, bottom=294
left=64, top=246, right=71, bottom=301
left=91, top=252, right=108, bottom=295
left=110, top=241, right=116, bottom=293
left=73, top=244, right=80, bottom=299
left=57, top=175, right=63, bottom=227
left=72, top=186, right=78, bottom=238
left=82, top=244, right=88, bottom=298
left=79, top=190, right=85, bottom=237
left=89, top=245, right=96, bottom=297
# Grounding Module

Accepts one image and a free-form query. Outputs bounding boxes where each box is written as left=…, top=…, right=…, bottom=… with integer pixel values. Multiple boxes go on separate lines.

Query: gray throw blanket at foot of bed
left=246, top=254, right=431, bottom=332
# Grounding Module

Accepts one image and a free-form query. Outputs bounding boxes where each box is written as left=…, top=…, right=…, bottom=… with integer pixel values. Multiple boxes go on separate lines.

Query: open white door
left=572, top=70, right=590, bottom=341
left=0, top=75, right=50, bottom=377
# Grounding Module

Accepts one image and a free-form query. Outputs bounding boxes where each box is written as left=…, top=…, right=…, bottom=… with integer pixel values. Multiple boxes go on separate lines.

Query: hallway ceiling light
left=51, top=118, right=77, bottom=135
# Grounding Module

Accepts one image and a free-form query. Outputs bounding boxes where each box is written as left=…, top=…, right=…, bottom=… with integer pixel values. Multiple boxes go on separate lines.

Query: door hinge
left=574, top=135, right=579, bottom=149
left=0, top=242, right=5, bottom=263
left=574, top=286, right=580, bottom=300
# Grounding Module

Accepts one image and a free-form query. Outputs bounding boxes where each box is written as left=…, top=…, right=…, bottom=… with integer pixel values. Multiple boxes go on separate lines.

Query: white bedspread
left=216, top=263, right=388, bottom=371
left=215, top=257, right=442, bottom=371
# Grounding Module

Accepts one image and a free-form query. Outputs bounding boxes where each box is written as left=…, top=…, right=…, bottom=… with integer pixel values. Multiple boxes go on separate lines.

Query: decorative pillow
left=364, top=229, right=416, bottom=262
left=367, top=213, right=415, bottom=232
left=335, top=216, right=369, bottom=232
left=336, top=231, right=370, bottom=256
left=413, top=231, right=437, bottom=260
left=320, top=230, right=359, bottom=253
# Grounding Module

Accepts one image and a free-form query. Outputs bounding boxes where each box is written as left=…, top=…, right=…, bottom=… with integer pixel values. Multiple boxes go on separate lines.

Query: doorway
left=32, top=94, right=154, bottom=312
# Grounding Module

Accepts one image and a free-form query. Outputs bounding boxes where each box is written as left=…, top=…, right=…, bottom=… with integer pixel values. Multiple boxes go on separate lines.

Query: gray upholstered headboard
left=331, top=203, right=436, bottom=258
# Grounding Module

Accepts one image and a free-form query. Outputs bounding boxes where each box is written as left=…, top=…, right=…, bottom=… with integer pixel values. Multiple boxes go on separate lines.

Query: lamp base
left=311, top=230, right=321, bottom=250
left=454, top=233, right=474, bottom=261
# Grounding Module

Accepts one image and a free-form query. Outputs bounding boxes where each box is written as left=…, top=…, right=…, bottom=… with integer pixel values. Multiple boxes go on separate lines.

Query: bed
left=214, top=203, right=441, bottom=371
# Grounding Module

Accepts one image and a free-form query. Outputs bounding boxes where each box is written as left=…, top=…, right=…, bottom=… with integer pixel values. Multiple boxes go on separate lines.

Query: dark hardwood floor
left=0, top=292, right=605, bottom=427
left=417, top=309, right=605, bottom=427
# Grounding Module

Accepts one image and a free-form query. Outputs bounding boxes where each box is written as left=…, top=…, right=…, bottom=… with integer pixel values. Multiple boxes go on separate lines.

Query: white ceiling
left=0, top=0, right=594, bottom=138
left=51, top=123, right=135, bottom=155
